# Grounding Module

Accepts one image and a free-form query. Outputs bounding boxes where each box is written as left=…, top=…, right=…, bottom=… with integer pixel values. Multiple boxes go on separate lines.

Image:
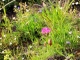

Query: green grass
left=0, top=0, right=80, bottom=60
left=29, top=1, right=79, bottom=60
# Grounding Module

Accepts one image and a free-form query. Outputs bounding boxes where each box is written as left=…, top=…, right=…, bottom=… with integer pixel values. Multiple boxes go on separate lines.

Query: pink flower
left=41, top=27, right=51, bottom=35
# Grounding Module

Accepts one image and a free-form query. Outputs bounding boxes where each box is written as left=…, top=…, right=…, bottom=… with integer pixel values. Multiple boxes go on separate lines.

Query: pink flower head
left=41, top=27, right=51, bottom=35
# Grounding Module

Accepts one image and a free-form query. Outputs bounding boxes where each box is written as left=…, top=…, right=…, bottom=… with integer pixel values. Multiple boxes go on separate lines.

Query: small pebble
left=48, top=39, right=52, bottom=46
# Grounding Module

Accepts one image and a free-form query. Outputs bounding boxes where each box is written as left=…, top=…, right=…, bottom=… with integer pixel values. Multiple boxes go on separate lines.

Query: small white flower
left=2, top=0, right=5, bottom=1
left=0, top=43, right=2, bottom=45
left=77, top=36, right=80, bottom=38
left=13, top=17, right=16, bottom=20
left=9, top=42, right=12, bottom=45
left=14, top=5, right=17, bottom=8
left=3, top=15, right=6, bottom=18
left=59, top=7, right=63, bottom=10
left=0, top=8, right=1, bottom=10
left=75, top=2, right=79, bottom=5
left=14, top=37, right=16, bottom=40
left=38, top=9, right=42, bottom=13
left=2, top=51, right=4, bottom=53
left=0, top=37, right=2, bottom=40
left=3, top=35, right=6, bottom=37
left=29, top=46, right=32, bottom=49
left=72, top=3, right=74, bottom=5
left=26, top=9, right=29, bottom=12
left=26, top=4, right=27, bottom=7
left=22, top=57, right=24, bottom=60
left=66, top=41, right=71, bottom=44
left=68, top=31, right=72, bottom=34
